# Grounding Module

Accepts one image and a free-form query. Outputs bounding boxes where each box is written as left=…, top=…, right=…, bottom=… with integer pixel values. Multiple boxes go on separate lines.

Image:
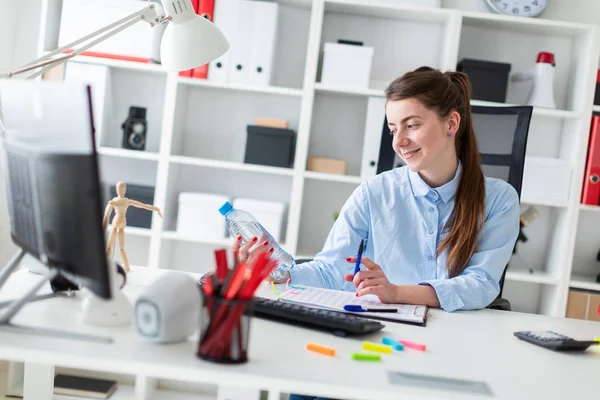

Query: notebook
left=278, top=286, right=428, bottom=326
left=53, top=374, right=118, bottom=399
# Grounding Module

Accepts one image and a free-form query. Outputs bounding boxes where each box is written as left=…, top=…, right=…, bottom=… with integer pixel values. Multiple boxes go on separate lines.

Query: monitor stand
left=0, top=249, right=113, bottom=344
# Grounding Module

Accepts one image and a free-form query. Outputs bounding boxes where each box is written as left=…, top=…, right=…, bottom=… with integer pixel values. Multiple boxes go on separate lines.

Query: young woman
left=235, top=66, right=520, bottom=314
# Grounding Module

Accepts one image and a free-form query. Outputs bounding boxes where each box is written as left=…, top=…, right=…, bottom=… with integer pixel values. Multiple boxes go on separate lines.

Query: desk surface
left=0, top=266, right=599, bottom=400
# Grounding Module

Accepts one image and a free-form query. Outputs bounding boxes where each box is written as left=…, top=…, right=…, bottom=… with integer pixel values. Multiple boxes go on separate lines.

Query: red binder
left=179, top=0, right=201, bottom=77
left=191, top=0, right=215, bottom=79
left=582, top=116, right=600, bottom=205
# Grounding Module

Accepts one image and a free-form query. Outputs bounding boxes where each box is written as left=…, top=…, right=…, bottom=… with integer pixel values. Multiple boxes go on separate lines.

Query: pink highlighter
left=398, top=339, right=426, bottom=352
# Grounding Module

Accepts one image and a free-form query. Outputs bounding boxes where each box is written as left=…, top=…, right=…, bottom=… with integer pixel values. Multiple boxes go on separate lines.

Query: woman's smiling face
left=386, top=97, right=457, bottom=174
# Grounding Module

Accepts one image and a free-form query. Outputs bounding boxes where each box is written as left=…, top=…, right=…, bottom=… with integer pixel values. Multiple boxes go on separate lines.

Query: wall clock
left=484, top=0, right=548, bottom=17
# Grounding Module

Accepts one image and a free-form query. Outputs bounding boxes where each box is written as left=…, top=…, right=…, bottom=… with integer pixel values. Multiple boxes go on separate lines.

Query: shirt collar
left=408, top=161, right=462, bottom=203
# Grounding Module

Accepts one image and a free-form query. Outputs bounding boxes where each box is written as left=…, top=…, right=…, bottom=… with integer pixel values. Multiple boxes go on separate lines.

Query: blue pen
left=344, top=305, right=398, bottom=313
left=353, top=239, right=365, bottom=276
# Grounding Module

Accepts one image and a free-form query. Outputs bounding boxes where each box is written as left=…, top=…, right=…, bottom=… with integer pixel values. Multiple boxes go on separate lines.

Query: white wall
left=0, top=0, right=17, bottom=72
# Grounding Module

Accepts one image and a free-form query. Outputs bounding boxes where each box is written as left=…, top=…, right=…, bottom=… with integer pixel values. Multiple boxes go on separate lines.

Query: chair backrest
left=471, top=104, right=533, bottom=297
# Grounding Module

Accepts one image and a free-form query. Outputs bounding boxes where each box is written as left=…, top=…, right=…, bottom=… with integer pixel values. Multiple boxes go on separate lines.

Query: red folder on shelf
left=179, top=0, right=201, bottom=77
left=582, top=116, right=600, bottom=205
left=191, top=0, right=215, bottom=79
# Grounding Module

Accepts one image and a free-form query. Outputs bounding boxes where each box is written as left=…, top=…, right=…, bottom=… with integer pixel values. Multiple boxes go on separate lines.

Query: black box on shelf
left=457, top=59, right=511, bottom=103
left=244, top=125, right=296, bottom=168
left=594, top=70, right=600, bottom=106
left=109, top=184, right=155, bottom=229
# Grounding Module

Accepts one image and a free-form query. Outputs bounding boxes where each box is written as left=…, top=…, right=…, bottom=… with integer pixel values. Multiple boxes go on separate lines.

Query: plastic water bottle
left=218, top=201, right=294, bottom=280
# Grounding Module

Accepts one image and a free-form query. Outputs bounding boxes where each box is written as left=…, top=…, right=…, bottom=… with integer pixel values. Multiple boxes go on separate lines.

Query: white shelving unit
left=14, top=0, right=600, bottom=321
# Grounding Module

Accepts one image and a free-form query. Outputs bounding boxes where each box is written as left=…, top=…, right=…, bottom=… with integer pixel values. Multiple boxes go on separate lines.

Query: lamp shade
left=159, top=0, right=229, bottom=72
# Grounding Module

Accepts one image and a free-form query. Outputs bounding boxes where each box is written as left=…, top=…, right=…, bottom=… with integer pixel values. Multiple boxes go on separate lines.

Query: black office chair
left=471, top=104, right=533, bottom=310
left=297, top=105, right=533, bottom=312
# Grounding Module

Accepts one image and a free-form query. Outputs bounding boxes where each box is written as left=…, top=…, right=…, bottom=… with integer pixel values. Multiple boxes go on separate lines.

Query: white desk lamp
left=0, top=0, right=229, bottom=80
left=0, top=0, right=229, bottom=339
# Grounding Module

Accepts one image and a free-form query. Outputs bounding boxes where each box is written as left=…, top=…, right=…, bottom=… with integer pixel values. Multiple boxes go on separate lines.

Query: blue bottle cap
left=218, top=201, right=233, bottom=215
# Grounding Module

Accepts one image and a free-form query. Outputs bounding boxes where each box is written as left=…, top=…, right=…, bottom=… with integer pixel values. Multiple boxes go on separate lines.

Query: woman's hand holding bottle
left=231, top=235, right=290, bottom=283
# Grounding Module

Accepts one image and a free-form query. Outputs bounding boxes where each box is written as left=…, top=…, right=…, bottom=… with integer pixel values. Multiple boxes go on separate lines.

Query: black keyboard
left=252, top=297, right=385, bottom=337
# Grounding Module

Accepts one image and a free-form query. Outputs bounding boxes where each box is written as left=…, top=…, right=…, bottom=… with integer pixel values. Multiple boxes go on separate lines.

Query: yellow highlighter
left=363, top=341, right=393, bottom=354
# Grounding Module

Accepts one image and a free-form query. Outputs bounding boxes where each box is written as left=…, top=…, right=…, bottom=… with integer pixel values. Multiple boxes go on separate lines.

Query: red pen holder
left=197, top=293, right=254, bottom=364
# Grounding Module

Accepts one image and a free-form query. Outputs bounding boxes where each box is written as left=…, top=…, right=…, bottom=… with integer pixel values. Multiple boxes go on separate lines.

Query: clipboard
left=278, top=286, right=428, bottom=327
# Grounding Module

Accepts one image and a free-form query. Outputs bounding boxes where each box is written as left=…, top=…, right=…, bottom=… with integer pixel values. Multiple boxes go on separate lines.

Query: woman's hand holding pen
left=343, top=257, right=399, bottom=304
left=231, top=235, right=289, bottom=283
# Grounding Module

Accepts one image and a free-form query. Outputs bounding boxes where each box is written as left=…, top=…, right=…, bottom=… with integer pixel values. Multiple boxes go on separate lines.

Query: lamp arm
left=2, top=4, right=160, bottom=80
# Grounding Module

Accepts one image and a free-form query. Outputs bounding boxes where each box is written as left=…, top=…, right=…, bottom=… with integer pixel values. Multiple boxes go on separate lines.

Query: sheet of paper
left=279, top=286, right=427, bottom=324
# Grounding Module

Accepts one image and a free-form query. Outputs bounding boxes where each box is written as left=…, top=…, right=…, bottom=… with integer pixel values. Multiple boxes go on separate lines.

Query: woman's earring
left=447, top=132, right=452, bottom=137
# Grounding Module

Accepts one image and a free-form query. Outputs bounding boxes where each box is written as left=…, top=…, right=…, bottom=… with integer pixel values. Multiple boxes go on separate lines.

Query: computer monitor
left=0, top=79, right=111, bottom=300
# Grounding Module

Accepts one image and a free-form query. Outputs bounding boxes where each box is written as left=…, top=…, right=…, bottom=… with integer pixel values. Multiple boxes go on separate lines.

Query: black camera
left=122, top=106, right=147, bottom=151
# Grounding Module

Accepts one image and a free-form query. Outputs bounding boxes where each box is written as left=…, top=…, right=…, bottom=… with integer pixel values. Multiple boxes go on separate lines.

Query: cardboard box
left=565, top=290, right=600, bottom=321
left=254, top=117, right=289, bottom=129
left=307, top=157, right=347, bottom=175
left=588, top=294, right=600, bottom=322
left=566, top=291, right=588, bottom=320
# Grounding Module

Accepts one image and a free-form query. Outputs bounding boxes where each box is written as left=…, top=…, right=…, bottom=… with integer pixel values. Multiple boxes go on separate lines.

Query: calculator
left=514, top=330, right=599, bottom=351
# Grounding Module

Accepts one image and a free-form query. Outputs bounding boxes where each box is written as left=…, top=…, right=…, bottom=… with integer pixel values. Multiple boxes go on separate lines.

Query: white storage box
left=177, top=193, right=231, bottom=239
left=321, top=42, right=374, bottom=90
left=232, top=198, right=286, bottom=243
left=521, top=156, right=572, bottom=206
left=58, top=0, right=159, bottom=62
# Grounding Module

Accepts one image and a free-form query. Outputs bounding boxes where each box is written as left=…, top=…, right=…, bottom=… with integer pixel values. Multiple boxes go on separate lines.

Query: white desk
left=0, top=266, right=599, bottom=400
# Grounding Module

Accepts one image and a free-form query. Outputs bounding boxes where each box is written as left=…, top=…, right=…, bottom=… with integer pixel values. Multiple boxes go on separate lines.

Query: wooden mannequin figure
left=103, top=181, right=163, bottom=272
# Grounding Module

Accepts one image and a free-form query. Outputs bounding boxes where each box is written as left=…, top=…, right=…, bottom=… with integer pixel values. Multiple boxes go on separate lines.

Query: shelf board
left=107, top=225, right=152, bottom=237
left=162, top=231, right=232, bottom=247
left=569, top=275, right=600, bottom=291
left=314, top=83, right=385, bottom=97
left=54, top=382, right=134, bottom=400
left=98, top=147, right=160, bottom=161
left=177, top=76, right=303, bottom=97
left=578, top=204, right=600, bottom=213
left=162, top=231, right=287, bottom=249
left=169, top=155, right=295, bottom=177
left=304, top=171, right=362, bottom=184
left=520, top=198, right=569, bottom=208
left=461, top=11, right=591, bottom=37
left=470, top=100, right=580, bottom=119
left=324, top=0, right=452, bottom=23
left=505, top=270, right=559, bottom=285
left=151, top=390, right=216, bottom=400
left=593, top=105, right=600, bottom=113
left=69, top=55, right=167, bottom=74
left=122, top=226, right=153, bottom=237
left=275, top=0, right=313, bottom=8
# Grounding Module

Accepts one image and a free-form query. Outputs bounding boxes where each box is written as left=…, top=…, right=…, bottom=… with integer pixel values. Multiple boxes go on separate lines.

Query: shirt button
left=429, top=207, right=434, bottom=212
left=428, top=255, right=433, bottom=261
left=429, top=229, right=434, bottom=235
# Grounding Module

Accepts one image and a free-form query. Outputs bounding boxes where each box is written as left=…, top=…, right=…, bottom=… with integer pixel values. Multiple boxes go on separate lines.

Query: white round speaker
left=134, top=271, right=201, bottom=343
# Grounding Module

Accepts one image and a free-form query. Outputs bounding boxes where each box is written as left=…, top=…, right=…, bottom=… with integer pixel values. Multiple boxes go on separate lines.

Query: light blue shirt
left=289, top=162, right=520, bottom=312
